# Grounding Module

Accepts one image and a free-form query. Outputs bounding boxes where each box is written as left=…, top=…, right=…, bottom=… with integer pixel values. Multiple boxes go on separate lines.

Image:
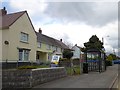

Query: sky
left=1, top=0, right=119, bottom=55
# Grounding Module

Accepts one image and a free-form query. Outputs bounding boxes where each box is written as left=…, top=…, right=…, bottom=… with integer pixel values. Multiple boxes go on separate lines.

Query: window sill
left=20, top=41, right=29, bottom=44
left=46, top=49, right=51, bottom=50
left=18, top=60, right=30, bottom=62
left=37, top=47, right=41, bottom=48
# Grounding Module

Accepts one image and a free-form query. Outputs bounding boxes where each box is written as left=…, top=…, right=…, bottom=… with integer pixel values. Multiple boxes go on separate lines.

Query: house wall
left=0, top=30, right=2, bottom=61
left=37, top=51, right=47, bottom=61
left=2, top=29, right=9, bottom=61
left=37, top=44, right=63, bottom=61
left=37, top=43, right=53, bottom=61
left=37, top=43, right=52, bottom=53
left=72, top=46, right=81, bottom=59
left=2, top=13, right=37, bottom=62
left=53, top=47, right=62, bottom=57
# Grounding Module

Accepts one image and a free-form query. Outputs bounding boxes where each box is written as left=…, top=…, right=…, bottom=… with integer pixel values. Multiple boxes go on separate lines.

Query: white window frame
left=19, top=49, right=29, bottom=61
left=20, top=32, right=29, bottom=43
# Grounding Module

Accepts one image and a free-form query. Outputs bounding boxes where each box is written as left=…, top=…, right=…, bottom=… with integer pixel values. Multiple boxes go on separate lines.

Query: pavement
left=33, top=64, right=118, bottom=88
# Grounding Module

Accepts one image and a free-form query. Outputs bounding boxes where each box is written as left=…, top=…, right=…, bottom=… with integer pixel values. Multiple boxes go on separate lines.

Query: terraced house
left=36, top=29, right=69, bottom=62
left=0, top=7, right=69, bottom=67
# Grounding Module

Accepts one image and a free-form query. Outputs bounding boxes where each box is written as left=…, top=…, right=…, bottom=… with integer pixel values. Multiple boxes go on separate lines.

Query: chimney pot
left=39, top=28, right=42, bottom=33
left=60, top=39, right=62, bottom=42
left=0, top=7, right=7, bottom=16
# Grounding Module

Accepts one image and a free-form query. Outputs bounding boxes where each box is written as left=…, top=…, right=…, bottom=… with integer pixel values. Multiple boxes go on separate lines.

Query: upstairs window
left=56, top=46, right=58, bottom=52
left=46, top=44, right=51, bottom=50
left=38, top=42, right=41, bottom=48
left=20, top=32, right=29, bottom=43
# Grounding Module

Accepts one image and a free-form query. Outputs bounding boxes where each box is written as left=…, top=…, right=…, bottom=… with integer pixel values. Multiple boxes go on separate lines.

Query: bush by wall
left=59, top=58, right=71, bottom=67
left=59, top=58, right=80, bottom=67
left=105, top=60, right=112, bottom=66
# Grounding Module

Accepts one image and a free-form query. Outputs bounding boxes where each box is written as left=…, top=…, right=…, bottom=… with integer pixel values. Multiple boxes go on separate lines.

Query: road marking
left=109, top=74, right=118, bottom=89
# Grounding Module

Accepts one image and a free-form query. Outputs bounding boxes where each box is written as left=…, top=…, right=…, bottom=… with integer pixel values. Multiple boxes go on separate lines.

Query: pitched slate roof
left=0, top=10, right=26, bottom=29
left=36, top=32, right=70, bottom=49
left=55, top=40, right=70, bottom=49
left=72, top=44, right=82, bottom=50
left=76, top=46, right=82, bottom=49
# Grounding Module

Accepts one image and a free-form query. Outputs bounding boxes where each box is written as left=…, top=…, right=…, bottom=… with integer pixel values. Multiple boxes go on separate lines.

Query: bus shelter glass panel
left=87, top=52, right=100, bottom=72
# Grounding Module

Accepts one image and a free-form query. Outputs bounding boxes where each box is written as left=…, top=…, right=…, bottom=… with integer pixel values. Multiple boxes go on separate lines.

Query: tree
left=63, top=49, right=75, bottom=75
left=63, top=49, right=73, bottom=59
left=81, top=35, right=104, bottom=52
left=107, top=54, right=117, bottom=60
left=107, top=55, right=113, bottom=61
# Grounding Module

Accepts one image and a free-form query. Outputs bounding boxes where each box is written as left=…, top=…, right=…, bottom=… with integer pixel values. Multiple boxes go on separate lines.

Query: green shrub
left=59, top=58, right=69, bottom=61
left=17, top=65, right=37, bottom=69
left=105, top=60, right=112, bottom=66
left=17, top=65, right=49, bottom=69
left=65, top=65, right=80, bottom=75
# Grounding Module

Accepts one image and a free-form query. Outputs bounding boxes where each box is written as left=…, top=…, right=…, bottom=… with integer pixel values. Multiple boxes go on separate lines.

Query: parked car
left=113, top=60, right=120, bottom=64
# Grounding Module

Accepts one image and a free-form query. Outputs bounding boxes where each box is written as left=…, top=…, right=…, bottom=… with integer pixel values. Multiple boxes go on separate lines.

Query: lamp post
left=102, top=35, right=110, bottom=71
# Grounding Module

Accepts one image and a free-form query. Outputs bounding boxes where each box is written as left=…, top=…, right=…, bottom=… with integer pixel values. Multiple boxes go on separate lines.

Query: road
left=112, top=76, right=118, bottom=88
left=112, top=73, right=120, bottom=90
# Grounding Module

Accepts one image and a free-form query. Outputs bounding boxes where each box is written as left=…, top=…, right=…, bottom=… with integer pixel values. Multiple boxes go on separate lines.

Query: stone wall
left=2, top=67, right=67, bottom=88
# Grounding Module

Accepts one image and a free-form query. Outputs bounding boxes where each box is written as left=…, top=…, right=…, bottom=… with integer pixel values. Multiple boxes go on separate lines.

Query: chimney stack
left=39, top=28, right=42, bottom=34
left=0, top=7, right=7, bottom=16
left=60, top=39, right=62, bottom=42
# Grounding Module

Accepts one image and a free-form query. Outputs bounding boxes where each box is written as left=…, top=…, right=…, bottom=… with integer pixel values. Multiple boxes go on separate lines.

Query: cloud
left=44, top=2, right=118, bottom=26
left=8, top=1, right=118, bottom=27
left=9, top=0, right=48, bottom=16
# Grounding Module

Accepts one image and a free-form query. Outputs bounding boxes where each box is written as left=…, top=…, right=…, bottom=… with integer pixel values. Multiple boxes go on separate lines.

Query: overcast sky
left=1, top=0, right=119, bottom=55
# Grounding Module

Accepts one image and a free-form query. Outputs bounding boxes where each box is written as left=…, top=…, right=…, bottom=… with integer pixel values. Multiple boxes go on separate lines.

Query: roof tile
left=36, top=32, right=69, bottom=49
left=0, top=11, right=26, bottom=29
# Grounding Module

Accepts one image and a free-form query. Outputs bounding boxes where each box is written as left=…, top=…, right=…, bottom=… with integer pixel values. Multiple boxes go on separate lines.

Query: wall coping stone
left=32, top=67, right=65, bottom=71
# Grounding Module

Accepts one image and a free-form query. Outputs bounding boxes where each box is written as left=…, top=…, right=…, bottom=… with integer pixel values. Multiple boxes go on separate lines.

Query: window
left=52, top=46, right=56, bottom=51
left=19, top=49, right=29, bottom=61
left=20, top=32, right=29, bottom=42
left=37, top=42, right=41, bottom=48
left=61, top=48, right=63, bottom=52
left=48, top=53, right=52, bottom=61
left=56, top=46, right=58, bottom=52
left=46, top=44, right=51, bottom=50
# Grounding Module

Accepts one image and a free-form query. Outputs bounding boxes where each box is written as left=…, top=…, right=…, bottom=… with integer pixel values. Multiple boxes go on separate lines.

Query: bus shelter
left=83, top=49, right=106, bottom=73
